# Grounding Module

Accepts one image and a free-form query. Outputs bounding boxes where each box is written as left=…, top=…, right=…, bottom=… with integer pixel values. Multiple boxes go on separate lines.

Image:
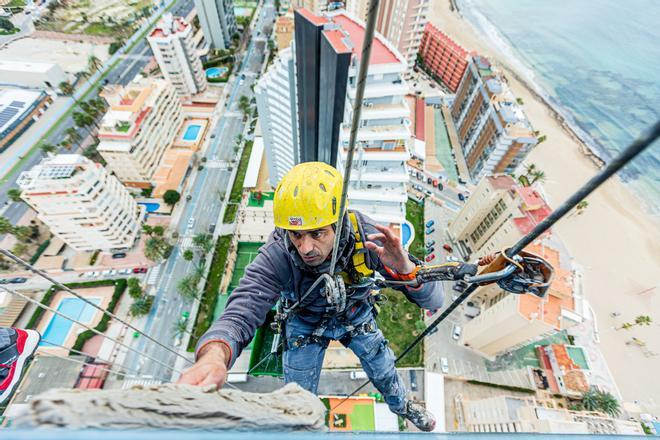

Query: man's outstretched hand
left=176, top=342, right=229, bottom=389
left=365, top=224, right=416, bottom=275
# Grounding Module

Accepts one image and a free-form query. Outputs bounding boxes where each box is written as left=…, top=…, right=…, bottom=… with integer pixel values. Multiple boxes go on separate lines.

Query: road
left=122, top=0, right=276, bottom=381
left=0, top=0, right=194, bottom=225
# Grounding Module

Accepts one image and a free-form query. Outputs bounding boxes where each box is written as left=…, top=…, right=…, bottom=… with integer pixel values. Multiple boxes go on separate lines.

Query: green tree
left=127, top=277, right=142, bottom=299
left=634, top=315, right=652, bottom=327
left=144, top=237, right=173, bottom=261
left=0, top=217, right=13, bottom=235
left=581, top=389, right=599, bottom=412
left=87, top=55, right=102, bottom=73
left=91, top=98, right=106, bottom=112
left=40, top=143, right=57, bottom=154
left=152, top=225, right=164, bottom=237
left=142, top=224, right=154, bottom=236
left=59, top=80, right=74, bottom=96
left=597, top=391, right=621, bottom=417
left=163, top=190, right=181, bottom=207
left=0, top=17, right=15, bottom=32
left=11, top=242, right=28, bottom=257
left=12, top=226, right=31, bottom=242
left=173, top=318, right=191, bottom=337
left=238, top=95, right=250, bottom=116
left=193, top=233, right=214, bottom=254
left=618, top=322, right=633, bottom=330
left=182, top=249, right=194, bottom=261
left=529, top=170, right=546, bottom=185
left=65, top=127, right=82, bottom=147
left=177, top=274, right=201, bottom=301
left=129, top=295, right=153, bottom=317
left=7, top=188, right=22, bottom=203
left=73, top=111, right=95, bottom=134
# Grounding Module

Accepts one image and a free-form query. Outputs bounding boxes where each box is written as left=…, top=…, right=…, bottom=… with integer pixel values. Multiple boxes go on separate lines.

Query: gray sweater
left=196, top=211, right=445, bottom=367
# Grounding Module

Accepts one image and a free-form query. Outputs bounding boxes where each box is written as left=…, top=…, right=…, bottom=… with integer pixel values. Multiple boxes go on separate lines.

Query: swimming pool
left=138, top=202, right=160, bottom=213
left=401, top=220, right=414, bottom=250
left=206, top=66, right=228, bottom=79
left=40, top=297, right=101, bottom=347
left=183, top=124, right=202, bottom=141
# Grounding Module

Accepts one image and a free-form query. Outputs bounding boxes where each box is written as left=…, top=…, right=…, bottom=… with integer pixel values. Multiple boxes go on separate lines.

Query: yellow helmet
left=273, top=162, right=343, bottom=230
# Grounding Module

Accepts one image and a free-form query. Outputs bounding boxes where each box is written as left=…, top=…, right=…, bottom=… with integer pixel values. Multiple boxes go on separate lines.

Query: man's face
left=287, top=225, right=336, bottom=267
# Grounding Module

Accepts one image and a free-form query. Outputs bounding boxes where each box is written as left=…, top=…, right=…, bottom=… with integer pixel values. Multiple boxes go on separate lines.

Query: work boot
left=399, top=400, right=436, bottom=432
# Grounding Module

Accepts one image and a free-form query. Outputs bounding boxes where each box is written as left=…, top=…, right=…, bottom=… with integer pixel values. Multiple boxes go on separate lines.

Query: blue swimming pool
left=40, top=297, right=101, bottom=347
left=138, top=202, right=160, bottom=213
left=401, top=221, right=414, bottom=250
left=183, top=124, right=202, bottom=141
left=206, top=66, right=228, bottom=79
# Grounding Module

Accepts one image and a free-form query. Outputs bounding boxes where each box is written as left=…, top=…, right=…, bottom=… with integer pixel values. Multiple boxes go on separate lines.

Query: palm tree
left=596, top=390, right=621, bottom=417
left=79, top=100, right=101, bottom=120
left=59, top=80, right=74, bottom=96
left=581, top=389, right=599, bottom=411
left=40, top=143, right=57, bottom=154
left=617, top=322, right=633, bottom=330
left=182, top=249, right=194, bottom=261
left=129, top=295, right=153, bottom=317
left=193, top=233, right=214, bottom=254
left=0, top=217, right=13, bottom=235
left=177, top=275, right=201, bottom=301
left=11, top=242, right=28, bottom=257
left=87, top=55, right=102, bottom=73
left=73, top=111, right=94, bottom=134
left=529, top=170, right=546, bottom=185
left=142, top=224, right=154, bottom=236
left=13, top=226, right=31, bottom=242
left=634, top=315, right=652, bottom=327
left=172, top=319, right=191, bottom=337
left=59, top=139, right=72, bottom=151
left=7, top=188, right=22, bottom=203
left=65, top=127, right=82, bottom=145
left=91, top=98, right=106, bottom=112
left=144, top=237, right=172, bottom=261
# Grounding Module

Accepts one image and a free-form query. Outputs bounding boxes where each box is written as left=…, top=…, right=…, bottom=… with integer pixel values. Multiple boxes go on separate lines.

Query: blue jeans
left=283, top=304, right=407, bottom=414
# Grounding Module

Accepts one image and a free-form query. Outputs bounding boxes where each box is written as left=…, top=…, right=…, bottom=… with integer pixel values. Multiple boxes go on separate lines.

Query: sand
left=429, top=1, right=660, bottom=411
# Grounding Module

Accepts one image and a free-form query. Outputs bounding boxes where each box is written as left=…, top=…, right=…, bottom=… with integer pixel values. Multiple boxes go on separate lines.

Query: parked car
left=426, top=239, right=435, bottom=248
left=432, top=179, right=438, bottom=187
left=210, top=133, right=216, bottom=139
left=112, top=252, right=127, bottom=259
left=413, top=184, right=423, bottom=192
left=239, top=78, right=245, bottom=86
left=437, top=182, right=444, bottom=191
left=118, top=269, right=132, bottom=275
left=133, top=267, right=148, bottom=274
left=349, top=371, right=368, bottom=380
left=101, top=270, right=112, bottom=276
left=424, top=189, right=432, bottom=197
left=426, top=177, right=432, bottom=184
left=426, top=227, right=435, bottom=235
left=186, top=194, right=192, bottom=201
left=208, top=224, right=216, bottom=233
left=440, top=357, right=449, bottom=374
left=443, top=244, right=453, bottom=252
left=451, top=324, right=462, bottom=341
left=446, top=255, right=461, bottom=263
left=426, top=247, right=434, bottom=255
left=8, top=277, right=27, bottom=284
left=0, top=279, right=9, bottom=284
left=425, top=220, right=435, bottom=228
left=89, top=271, right=101, bottom=278
left=108, top=269, right=117, bottom=276
left=457, top=193, right=465, bottom=201
left=425, top=253, right=435, bottom=262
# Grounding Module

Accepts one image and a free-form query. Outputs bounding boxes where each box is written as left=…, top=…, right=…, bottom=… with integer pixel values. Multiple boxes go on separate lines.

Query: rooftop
left=296, top=7, right=329, bottom=26
left=330, top=12, right=400, bottom=65
left=149, top=14, right=189, bottom=39
left=323, top=29, right=352, bottom=54
left=0, top=59, right=56, bottom=73
left=485, top=174, right=516, bottom=190
left=423, top=23, right=469, bottom=58
left=0, top=88, right=45, bottom=133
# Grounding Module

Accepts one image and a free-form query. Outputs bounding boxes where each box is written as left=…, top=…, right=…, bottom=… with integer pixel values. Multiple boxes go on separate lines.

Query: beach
left=429, top=1, right=660, bottom=410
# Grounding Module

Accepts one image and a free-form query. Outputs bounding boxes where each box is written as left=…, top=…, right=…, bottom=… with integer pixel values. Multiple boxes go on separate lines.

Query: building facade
left=447, top=175, right=552, bottom=259
left=255, top=47, right=299, bottom=187
left=17, top=155, right=142, bottom=251
left=194, top=0, right=238, bottom=49
left=97, top=79, right=184, bottom=188
left=291, top=0, right=327, bottom=14
left=274, top=13, right=294, bottom=51
left=346, top=0, right=429, bottom=68
left=451, top=56, right=537, bottom=182
left=147, top=14, right=208, bottom=98
left=418, top=23, right=469, bottom=92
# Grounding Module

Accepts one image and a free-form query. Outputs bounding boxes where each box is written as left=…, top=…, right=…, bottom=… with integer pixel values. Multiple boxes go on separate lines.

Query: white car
left=101, top=270, right=112, bottom=276
left=187, top=217, right=195, bottom=229
left=118, top=269, right=131, bottom=275
left=108, top=269, right=118, bottom=276
left=451, top=324, right=462, bottom=341
left=90, top=271, right=101, bottom=278
left=446, top=255, right=461, bottom=263
left=349, top=371, right=367, bottom=380
left=83, top=271, right=95, bottom=278
left=440, top=357, right=449, bottom=374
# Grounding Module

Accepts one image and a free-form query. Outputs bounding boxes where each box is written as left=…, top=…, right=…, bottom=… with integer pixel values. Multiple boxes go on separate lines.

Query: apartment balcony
left=360, top=102, right=410, bottom=119
left=340, top=123, right=410, bottom=143
left=348, top=185, right=408, bottom=204
left=348, top=198, right=407, bottom=224
left=350, top=168, right=409, bottom=183
left=348, top=81, right=408, bottom=99
left=339, top=142, right=411, bottom=162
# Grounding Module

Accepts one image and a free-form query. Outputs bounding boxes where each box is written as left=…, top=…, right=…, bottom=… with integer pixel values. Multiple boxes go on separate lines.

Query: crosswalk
left=205, top=160, right=232, bottom=169
left=179, top=236, right=194, bottom=249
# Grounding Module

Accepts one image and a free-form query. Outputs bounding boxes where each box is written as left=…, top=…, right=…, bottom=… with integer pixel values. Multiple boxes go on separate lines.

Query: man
left=1, top=327, right=40, bottom=404
left=179, top=162, right=477, bottom=431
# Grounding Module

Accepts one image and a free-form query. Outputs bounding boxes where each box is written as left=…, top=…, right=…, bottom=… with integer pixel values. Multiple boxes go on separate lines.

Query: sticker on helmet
left=288, top=217, right=303, bottom=226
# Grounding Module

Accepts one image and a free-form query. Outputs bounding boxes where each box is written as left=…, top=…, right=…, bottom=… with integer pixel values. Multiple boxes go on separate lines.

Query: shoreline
left=429, top=1, right=660, bottom=411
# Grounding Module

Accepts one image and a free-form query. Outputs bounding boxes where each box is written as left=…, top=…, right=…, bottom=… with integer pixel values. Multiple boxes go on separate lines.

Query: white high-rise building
left=97, top=79, right=183, bottom=189
left=194, top=0, right=238, bottom=49
left=255, top=47, right=299, bottom=187
left=147, top=14, right=207, bottom=98
left=346, top=0, right=429, bottom=68
left=18, top=155, right=143, bottom=251
left=331, top=12, right=411, bottom=227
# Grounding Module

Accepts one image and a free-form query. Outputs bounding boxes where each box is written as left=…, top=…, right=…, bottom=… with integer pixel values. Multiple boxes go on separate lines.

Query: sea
left=456, top=0, right=660, bottom=214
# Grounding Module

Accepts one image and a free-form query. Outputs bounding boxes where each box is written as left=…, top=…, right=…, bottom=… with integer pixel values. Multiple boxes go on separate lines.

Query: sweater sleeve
left=195, top=245, right=283, bottom=368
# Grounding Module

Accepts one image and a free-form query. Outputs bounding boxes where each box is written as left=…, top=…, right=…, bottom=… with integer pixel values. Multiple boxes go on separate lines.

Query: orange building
left=418, top=23, right=470, bottom=93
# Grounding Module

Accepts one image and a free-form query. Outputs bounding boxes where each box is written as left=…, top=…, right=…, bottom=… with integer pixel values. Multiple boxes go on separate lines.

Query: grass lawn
left=406, top=198, right=425, bottom=260
left=83, top=21, right=134, bottom=36
left=376, top=288, right=424, bottom=367
left=222, top=140, right=253, bottom=223
left=188, top=235, right=232, bottom=351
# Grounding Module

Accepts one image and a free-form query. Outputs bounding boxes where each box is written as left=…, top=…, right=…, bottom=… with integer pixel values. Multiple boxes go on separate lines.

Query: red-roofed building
left=418, top=23, right=470, bottom=92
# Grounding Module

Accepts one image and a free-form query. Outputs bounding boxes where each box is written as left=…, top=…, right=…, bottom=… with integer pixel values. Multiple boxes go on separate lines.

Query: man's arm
left=178, top=245, right=283, bottom=387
